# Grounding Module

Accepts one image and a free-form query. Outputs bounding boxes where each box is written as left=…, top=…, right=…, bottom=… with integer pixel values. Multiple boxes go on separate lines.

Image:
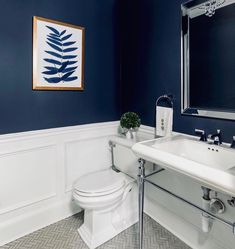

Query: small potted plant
left=120, top=112, right=141, bottom=139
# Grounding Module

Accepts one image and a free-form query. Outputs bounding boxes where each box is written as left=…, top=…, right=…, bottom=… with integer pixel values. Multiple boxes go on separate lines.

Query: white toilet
left=72, top=138, right=138, bottom=249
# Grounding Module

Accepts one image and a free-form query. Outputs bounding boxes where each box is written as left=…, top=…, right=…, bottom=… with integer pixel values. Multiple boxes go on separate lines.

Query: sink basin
left=132, top=135, right=235, bottom=196
left=152, top=136, right=235, bottom=171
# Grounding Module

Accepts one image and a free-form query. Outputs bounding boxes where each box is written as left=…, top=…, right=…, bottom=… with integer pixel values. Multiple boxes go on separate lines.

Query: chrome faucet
left=208, top=130, right=222, bottom=145
left=195, top=129, right=207, bottom=141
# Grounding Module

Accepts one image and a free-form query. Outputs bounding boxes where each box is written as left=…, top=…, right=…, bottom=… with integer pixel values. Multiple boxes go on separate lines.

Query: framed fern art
left=33, top=16, right=85, bottom=90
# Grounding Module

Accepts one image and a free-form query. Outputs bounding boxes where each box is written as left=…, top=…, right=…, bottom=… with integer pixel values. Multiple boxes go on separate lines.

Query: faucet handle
left=208, top=129, right=221, bottom=137
left=214, top=136, right=220, bottom=145
left=231, top=136, right=235, bottom=148
left=195, top=129, right=207, bottom=141
left=208, top=129, right=222, bottom=145
left=216, top=129, right=222, bottom=144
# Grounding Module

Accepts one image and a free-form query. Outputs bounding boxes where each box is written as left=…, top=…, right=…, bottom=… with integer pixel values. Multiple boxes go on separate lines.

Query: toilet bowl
left=73, top=168, right=138, bottom=249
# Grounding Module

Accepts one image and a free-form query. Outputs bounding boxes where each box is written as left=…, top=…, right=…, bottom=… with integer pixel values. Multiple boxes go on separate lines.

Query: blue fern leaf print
left=63, top=55, right=77, bottom=60
left=63, top=41, right=76, bottom=46
left=61, top=34, right=72, bottom=41
left=58, top=61, right=69, bottom=73
left=42, top=25, right=79, bottom=84
left=61, top=71, right=76, bottom=81
left=45, top=51, right=62, bottom=59
left=44, top=77, right=61, bottom=83
left=63, top=47, right=78, bottom=53
left=64, top=76, right=78, bottom=82
left=46, top=42, right=63, bottom=52
left=60, top=30, right=66, bottom=36
left=67, top=61, right=77, bottom=65
left=42, top=68, right=58, bottom=75
left=48, top=33, right=59, bottom=38
left=44, top=58, right=62, bottom=65
left=46, top=26, right=60, bottom=35
left=63, top=66, right=78, bottom=73
left=44, top=66, right=58, bottom=71
left=47, top=38, right=62, bottom=46
left=47, top=35, right=61, bottom=41
left=48, top=33, right=58, bottom=36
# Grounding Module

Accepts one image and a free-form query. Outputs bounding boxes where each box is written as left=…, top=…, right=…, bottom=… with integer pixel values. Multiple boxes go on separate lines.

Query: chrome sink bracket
left=138, top=162, right=164, bottom=249
left=109, top=141, right=115, bottom=167
left=109, top=141, right=120, bottom=173
left=144, top=168, right=165, bottom=178
left=138, top=158, right=145, bottom=249
left=144, top=178, right=235, bottom=234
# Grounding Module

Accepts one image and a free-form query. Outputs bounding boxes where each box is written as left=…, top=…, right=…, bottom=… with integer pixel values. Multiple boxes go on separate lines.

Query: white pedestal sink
left=132, top=134, right=235, bottom=196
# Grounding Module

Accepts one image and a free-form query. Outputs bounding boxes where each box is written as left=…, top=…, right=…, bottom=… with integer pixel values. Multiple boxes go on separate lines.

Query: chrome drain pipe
left=201, top=187, right=212, bottom=233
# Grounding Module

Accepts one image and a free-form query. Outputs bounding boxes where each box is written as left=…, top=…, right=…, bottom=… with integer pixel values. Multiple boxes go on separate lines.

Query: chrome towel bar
left=156, top=94, right=174, bottom=108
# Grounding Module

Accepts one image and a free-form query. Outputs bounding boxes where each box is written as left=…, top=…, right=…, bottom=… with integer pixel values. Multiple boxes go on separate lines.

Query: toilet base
left=78, top=184, right=138, bottom=249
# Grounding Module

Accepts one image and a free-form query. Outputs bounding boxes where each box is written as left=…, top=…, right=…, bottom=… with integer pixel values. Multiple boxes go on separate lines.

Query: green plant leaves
left=120, top=112, right=141, bottom=129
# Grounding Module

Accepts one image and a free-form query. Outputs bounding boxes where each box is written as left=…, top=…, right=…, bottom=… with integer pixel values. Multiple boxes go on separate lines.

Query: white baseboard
left=0, top=196, right=81, bottom=246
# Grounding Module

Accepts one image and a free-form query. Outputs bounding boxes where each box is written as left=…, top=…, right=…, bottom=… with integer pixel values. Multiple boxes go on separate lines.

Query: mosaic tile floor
left=0, top=212, right=191, bottom=249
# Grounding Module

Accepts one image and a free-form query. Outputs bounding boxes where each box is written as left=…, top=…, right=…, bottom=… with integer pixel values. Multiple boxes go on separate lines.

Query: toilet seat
left=73, top=169, right=126, bottom=197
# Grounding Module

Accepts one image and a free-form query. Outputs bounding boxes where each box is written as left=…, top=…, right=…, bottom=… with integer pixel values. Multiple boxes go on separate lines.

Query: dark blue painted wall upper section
left=2, top=0, right=235, bottom=140
left=0, top=0, right=120, bottom=134
left=120, top=0, right=235, bottom=142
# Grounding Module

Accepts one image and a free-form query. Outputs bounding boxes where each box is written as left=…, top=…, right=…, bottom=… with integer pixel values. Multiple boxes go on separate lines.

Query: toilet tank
left=110, top=136, right=153, bottom=178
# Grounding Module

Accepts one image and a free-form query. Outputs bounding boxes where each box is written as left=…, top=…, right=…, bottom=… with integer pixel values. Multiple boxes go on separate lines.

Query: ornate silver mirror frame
left=181, top=0, right=235, bottom=120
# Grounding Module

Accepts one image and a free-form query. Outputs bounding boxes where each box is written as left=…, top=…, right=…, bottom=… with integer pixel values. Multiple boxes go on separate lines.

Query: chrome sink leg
left=138, top=158, right=145, bottom=249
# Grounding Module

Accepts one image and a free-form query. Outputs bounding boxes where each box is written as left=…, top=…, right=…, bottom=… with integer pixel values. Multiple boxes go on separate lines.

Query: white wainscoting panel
left=0, top=145, right=57, bottom=214
left=4, top=122, right=232, bottom=249
left=0, top=121, right=119, bottom=246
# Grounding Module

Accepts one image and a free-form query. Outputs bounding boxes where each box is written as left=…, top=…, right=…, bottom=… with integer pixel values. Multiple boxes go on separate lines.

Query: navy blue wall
left=121, top=0, right=235, bottom=142
left=0, top=0, right=121, bottom=134
left=2, top=0, right=235, bottom=140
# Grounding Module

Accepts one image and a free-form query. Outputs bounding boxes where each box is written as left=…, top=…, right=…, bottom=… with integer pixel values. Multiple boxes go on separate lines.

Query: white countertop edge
left=132, top=141, right=235, bottom=197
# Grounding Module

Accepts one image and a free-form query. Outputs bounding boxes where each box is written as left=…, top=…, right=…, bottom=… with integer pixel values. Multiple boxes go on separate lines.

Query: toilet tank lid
left=73, top=169, right=125, bottom=194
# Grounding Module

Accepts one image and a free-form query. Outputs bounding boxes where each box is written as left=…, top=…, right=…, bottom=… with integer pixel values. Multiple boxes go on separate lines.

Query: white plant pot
left=125, top=129, right=137, bottom=140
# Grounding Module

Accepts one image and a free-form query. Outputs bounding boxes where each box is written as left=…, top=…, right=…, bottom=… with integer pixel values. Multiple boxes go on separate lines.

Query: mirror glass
left=181, top=0, right=235, bottom=119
